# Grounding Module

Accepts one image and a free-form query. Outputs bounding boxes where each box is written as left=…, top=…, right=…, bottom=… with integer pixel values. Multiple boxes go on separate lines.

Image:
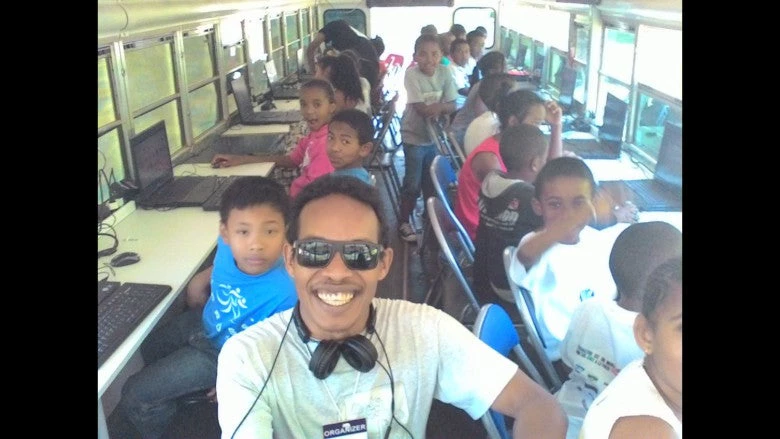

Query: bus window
left=323, top=9, right=368, bottom=35
left=453, top=7, right=496, bottom=48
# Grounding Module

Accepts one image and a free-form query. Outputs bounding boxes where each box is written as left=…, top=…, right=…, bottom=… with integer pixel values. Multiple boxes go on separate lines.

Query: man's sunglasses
left=292, top=238, right=385, bottom=270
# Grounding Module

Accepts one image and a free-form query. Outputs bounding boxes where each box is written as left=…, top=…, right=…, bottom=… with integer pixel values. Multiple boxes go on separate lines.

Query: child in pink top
left=211, top=79, right=337, bottom=198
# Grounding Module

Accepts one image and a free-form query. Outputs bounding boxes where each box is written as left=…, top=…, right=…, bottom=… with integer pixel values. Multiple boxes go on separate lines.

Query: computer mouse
left=110, top=251, right=141, bottom=267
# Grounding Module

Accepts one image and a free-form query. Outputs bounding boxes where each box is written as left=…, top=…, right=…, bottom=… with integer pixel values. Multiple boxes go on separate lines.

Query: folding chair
left=429, top=154, right=474, bottom=257
left=426, top=117, right=464, bottom=171
left=425, top=196, right=480, bottom=324
left=366, top=92, right=402, bottom=221
left=472, top=303, right=548, bottom=439
left=502, top=246, right=564, bottom=393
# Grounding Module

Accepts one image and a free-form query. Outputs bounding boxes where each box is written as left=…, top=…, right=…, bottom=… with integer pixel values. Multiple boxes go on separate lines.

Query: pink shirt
left=288, top=124, right=333, bottom=198
left=454, top=136, right=505, bottom=240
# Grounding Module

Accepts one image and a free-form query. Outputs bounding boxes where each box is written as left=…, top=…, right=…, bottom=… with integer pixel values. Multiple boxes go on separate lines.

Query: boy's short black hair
left=287, top=175, right=389, bottom=248
left=331, top=109, right=375, bottom=145
left=414, top=34, right=439, bottom=54
left=219, top=176, right=290, bottom=225
left=641, top=256, right=682, bottom=321
left=449, top=24, right=466, bottom=36
left=533, top=156, right=596, bottom=199
left=467, top=29, right=485, bottom=43
left=609, top=222, right=682, bottom=302
left=450, top=38, right=469, bottom=55
left=420, top=24, right=438, bottom=35
left=475, top=26, right=488, bottom=36
left=496, top=89, right=544, bottom=129
left=301, top=78, right=336, bottom=102
left=499, top=124, right=548, bottom=172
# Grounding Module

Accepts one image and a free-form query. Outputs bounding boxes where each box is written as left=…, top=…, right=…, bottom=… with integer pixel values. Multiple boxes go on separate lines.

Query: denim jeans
left=400, top=143, right=438, bottom=208
left=120, top=309, right=219, bottom=439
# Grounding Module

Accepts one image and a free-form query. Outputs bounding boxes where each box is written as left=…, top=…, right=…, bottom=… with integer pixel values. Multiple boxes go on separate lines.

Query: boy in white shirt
left=556, top=221, right=682, bottom=439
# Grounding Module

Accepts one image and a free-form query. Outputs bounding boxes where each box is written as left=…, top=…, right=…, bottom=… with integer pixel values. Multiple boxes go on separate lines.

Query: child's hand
left=545, top=100, right=563, bottom=126
left=614, top=201, right=640, bottom=224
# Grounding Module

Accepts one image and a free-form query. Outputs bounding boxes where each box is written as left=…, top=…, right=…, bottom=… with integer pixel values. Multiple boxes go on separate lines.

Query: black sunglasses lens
left=296, top=240, right=381, bottom=270
left=343, top=243, right=380, bottom=270
left=296, top=240, right=333, bottom=268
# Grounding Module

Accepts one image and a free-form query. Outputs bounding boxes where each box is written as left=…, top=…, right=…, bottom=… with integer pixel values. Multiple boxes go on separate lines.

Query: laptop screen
left=230, top=75, right=256, bottom=119
left=130, top=121, right=173, bottom=192
left=599, top=93, right=628, bottom=143
left=654, top=122, right=682, bottom=192
left=558, top=66, right=576, bottom=108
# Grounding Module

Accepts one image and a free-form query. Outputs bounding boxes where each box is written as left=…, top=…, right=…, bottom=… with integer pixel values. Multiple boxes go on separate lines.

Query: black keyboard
left=98, top=280, right=121, bottom=305
left=98, top=282, right=172, bottom=368
left=202, top=176, right=241, bottom=211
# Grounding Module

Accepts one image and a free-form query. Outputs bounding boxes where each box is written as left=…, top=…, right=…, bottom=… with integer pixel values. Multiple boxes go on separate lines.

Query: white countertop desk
left=98, top=162, right=273, bottom=438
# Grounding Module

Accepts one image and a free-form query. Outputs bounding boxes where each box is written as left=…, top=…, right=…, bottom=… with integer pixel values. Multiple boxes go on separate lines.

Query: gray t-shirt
left=217, top=298, right=518, bottom=438
left=400, top=65, right=459, bottom=146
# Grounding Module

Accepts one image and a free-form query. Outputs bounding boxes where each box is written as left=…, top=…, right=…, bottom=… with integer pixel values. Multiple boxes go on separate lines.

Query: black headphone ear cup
left=310, top=340, right=342, bottom=380
left=341, top=335, right=378, bottom=373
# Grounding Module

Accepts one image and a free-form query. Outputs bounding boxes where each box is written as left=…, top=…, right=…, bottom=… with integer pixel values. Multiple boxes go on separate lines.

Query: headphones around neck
left=292, top=302, right=378, bottom=380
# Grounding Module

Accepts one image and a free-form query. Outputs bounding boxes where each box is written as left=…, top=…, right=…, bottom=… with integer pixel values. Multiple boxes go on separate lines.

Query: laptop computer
left=563, top=93, right=628, bottom=160
left=131, top=121, right=222, bottom=208
left=599, top=122, right=682, bottom=212
left=230, top=75, right=301, bottom=125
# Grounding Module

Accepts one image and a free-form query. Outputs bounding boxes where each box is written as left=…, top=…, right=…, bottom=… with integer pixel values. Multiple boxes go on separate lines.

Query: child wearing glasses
left=216, top=175, right=567, bottom=439
left=119, top=176, right=298, bottom=439
left=327, top=108, right=374, bottom=185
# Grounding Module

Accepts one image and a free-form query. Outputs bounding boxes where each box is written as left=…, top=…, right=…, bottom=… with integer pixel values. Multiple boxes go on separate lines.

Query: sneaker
left=399, top=222, right=418, bottom=243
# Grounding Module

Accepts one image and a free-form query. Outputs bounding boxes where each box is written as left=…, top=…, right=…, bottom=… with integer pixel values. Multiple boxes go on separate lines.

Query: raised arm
left=515, top=199, right=595, bottom=270
left=545, top=100, right=563, bottom=160
left=491, top=370, right=568, bottom=438
left=306, top=32, right=327, bottom=73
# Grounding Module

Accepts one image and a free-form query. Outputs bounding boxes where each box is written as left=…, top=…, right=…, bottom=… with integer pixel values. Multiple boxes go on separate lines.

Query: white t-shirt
left=463, top=111, right=500, bottom=156
left=509, top=224, right=629, bottom=361
left=217, top=298, right=518, bottom=439
left=556, top=298, right=644, bottom=439
left=580, top=359, right=682, bottom=439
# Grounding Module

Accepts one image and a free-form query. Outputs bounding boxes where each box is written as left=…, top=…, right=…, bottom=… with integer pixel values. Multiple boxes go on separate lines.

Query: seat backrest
left=426, top=196, right=480, bottom=317
left=473, top=304, right=548, bottom=439
left=426, top=118, right=464, bottom=171
left=429, top=155, right=475, bottom=258
left=502, top=246, right=564, bottom=393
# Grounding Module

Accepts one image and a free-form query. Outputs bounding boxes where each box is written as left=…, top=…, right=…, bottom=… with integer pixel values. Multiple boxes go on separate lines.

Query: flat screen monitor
left=503, top=36, right=514, bottom=64
left=515, top=43, right=528, bottom=70
left=130, top=121, right=172, bottom=192
left=655, top=122, right=682, bottom=191
left=599, top=93, right=628, bottom=143
left=558, top=66, right=576, bottom=108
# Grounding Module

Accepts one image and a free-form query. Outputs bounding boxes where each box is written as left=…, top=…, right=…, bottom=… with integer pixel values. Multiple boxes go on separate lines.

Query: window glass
left=271, top=16, right=282, bottom=48
left=98, top=128, right=124, bottom=204
left=285, top=13, right=300, bottom=43
left=573, top=14, right=590, bottom=64
left=632, top=88, right=682, bottom=167
left=98, top=56, right=116, bottom=127
left=547, top=48, right=566, bottom=91
left=635, top=25, right=681, bottom=100
left=133, top=101, right=183, bottom=155
left=188, top=83, right=219, bottom=139
left=600, top=27, right=635, bottom=84
left=245, top=17, right=266, bottom=63
left=223, top=43, right=246, bottom=72
left=184, top=33, right=215, bottom=85
left=453, top=7, right=496, bottom=48
left=323, top=9, right=367, bottom=35
left=302, top=9, right=311, bottom=36
left=125, top=41, right=176, bottom=112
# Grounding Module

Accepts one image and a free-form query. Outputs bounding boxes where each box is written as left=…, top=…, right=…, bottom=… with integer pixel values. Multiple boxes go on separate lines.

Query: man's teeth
left=318, top=292, right=354, bottom=306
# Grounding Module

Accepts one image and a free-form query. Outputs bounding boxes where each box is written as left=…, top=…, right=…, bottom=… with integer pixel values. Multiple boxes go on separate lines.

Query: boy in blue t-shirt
left=327, top=108, right=374, bottom=185
left=119, top=176, right=297, bottom=439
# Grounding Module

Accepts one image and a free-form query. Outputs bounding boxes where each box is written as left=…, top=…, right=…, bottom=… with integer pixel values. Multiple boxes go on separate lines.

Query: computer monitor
left=515, top=42, right=528, bottom=70
left=130, top=121, right=172, bottom=192
left=558, top=66, right=576, bottom=108
left=599, top=93, right=628, bottom=143
left=655, top=122, right=682, bottom=191
left=503, top=36, right=514, bottom=64
left=250, top=60, right=271, bottom=100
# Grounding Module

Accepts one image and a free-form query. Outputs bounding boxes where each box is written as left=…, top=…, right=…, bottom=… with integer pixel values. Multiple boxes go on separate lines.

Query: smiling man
left=216, top=175, right=567, bottom=439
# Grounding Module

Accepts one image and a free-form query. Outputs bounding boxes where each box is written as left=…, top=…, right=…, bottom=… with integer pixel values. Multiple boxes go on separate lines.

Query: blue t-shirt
left=331, top=167, right=372, bottom=185
left=202, top=236, right=298, bottom=349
